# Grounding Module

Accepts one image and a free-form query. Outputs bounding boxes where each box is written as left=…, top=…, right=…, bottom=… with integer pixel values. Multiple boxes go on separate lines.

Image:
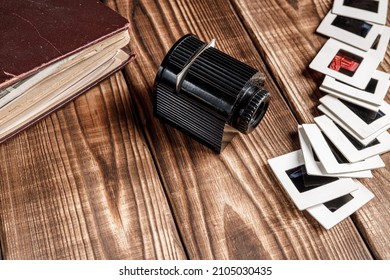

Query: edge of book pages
left=0, top=29, right=133, bottom=143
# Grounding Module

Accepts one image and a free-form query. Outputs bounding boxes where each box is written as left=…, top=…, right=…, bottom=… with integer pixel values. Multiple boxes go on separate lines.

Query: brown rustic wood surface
left=0, top=0, right=388, bottom=259
left=0, top=73, right=185, bottom=259
left=232, top=0, right=390, bottom=259
left=105, top=0, right=374, bottom=259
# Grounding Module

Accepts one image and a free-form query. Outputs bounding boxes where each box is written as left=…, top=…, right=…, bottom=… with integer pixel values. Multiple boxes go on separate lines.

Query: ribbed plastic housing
left=169, top=35, right=204, bottom=69
left=155, top=83, right=225, bottom=151
left=185, top=47, right=258, bottom=116
left=153, top=34, right=270, bottom=152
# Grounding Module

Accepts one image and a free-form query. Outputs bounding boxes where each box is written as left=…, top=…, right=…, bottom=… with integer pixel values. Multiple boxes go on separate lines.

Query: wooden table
left=0, top=0, right=389, bottom=260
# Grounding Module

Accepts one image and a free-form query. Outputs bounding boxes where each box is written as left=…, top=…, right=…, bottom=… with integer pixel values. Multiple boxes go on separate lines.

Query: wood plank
left=0, top=72, right=186, bottom=259
left=107, top=0, right=373, bottom=259
left=232, top=0, right=390, bottom=259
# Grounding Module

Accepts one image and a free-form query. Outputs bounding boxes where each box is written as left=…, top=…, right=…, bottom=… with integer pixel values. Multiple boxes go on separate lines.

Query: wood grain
left=107, top=0, right=373, bottom=259
left=0, top=72, right=186, bottom=259
left=232, top=0, right=390, bottom=259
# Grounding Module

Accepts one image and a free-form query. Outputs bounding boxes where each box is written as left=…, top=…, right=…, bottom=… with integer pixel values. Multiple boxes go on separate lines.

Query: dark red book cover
left=0, top=0, right=130, bottom=89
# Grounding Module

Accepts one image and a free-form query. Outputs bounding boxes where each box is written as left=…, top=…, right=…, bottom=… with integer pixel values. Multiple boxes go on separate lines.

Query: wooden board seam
left=351, top=214, right=378, bottom=259
left=121, top=68, right=191, bottom=260
left=229, top=0, right=307, bottom=126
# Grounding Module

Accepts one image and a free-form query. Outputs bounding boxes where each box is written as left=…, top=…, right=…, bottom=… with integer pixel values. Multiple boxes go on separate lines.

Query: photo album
left=269, top=0, right=389, bottom=229
left=0, top=0, right=133, bottom=143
